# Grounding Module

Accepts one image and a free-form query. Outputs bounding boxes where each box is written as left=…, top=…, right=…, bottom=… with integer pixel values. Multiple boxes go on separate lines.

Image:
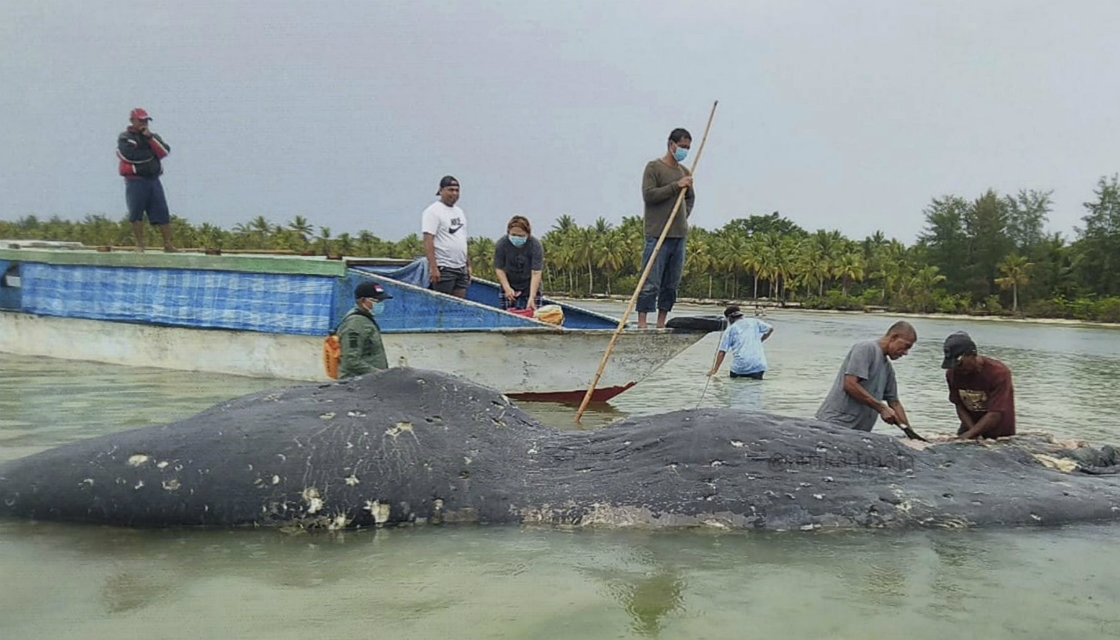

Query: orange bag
left=534, top=304, right=564, bottom=326
left=323, top=334, right=341, bottom=380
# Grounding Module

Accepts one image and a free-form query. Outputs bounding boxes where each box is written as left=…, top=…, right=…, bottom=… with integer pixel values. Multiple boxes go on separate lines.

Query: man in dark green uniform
left=338, top=281, right=392, bottom=378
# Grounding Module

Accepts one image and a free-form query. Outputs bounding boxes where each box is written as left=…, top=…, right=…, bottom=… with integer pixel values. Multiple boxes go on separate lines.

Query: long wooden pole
left=575, top=100, right=719, bottom=424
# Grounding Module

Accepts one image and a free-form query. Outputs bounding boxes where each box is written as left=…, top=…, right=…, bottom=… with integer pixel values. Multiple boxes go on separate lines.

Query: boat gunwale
left=0, top=247, right=348, bottom=277
left=0, top=248, right=712, bottom=336
left=352, top=267, right=629, bottom=329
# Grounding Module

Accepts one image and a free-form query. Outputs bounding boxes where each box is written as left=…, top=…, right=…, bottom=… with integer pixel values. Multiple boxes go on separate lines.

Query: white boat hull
left=0, top=313, right=704, bottom=401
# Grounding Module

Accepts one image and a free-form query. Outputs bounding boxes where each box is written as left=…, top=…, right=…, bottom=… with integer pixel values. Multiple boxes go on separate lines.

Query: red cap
left=130, top=108, right=152, bottom=121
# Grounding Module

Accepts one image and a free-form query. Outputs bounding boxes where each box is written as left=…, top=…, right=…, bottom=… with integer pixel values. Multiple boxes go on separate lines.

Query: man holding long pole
left=637, top=128, right=695, bottom=329
left=576, top=102, right=718, bottom=424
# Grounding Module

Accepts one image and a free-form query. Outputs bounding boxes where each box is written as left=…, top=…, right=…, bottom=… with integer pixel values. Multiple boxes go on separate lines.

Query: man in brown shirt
left=943, top=331, right=1017, bottom=439
left=637, top=128, right=695, bottom=329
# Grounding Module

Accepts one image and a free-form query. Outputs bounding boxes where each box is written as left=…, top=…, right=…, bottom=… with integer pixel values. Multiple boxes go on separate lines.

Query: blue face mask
left=372, top=301, right=387, bottom=315
left=673, top=145, right=689, bottom=163
left=508, top=234, right=528, bottom=248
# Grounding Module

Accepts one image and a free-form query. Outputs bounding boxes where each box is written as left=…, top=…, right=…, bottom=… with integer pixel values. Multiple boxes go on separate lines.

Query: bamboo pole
left=575, top=101, right=719, bottom=423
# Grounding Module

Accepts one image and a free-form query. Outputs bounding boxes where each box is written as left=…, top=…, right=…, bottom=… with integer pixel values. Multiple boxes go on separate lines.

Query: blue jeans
left=637, top=237, right=686, bottom=313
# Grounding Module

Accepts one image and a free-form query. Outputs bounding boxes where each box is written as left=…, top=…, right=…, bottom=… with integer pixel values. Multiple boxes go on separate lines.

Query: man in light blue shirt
left=707, top=306, right=775, bottom=379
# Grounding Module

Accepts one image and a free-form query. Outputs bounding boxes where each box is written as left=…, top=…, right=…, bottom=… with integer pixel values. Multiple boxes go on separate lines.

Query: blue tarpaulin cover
left=20, top=263, right=335, bottom=335
left=369, top=258, right=429, bottom=288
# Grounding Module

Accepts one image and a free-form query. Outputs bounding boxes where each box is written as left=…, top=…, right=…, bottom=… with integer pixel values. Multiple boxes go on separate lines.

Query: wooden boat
left=0, top=247, right=714, bottom=401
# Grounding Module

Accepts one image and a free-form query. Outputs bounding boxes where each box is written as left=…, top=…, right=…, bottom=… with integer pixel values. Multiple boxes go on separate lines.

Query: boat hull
left=0, top=312, right=703, bottom=401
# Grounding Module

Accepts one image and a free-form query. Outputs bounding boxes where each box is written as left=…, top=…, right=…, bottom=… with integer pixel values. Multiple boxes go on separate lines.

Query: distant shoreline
left=552, top=294, right=1120, bottom=330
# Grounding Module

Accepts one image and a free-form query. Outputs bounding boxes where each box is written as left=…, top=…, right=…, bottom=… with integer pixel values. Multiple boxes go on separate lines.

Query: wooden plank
left=0, top=247, right=348, bottom=277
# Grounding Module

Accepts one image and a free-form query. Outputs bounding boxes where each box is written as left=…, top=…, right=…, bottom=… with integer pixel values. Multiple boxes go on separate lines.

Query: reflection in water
left=580, top=544, right=689, bottom=637
left=2, top=517, right=1120, bottom=638
left=517, top=399, right=627, bottom=431
left=605, top=570, right=686, bottom=637
left=726, top=377, right=766, bottom=412
left=101, top=571, right=178, bottom=614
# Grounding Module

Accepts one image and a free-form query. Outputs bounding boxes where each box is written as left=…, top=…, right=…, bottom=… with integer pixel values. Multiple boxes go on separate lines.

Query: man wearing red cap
left=117, top=108, right=175, bottom=252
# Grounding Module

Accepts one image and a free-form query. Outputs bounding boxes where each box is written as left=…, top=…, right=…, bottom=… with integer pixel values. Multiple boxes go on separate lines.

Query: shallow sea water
left=2, top=306, right=1120, bottom=638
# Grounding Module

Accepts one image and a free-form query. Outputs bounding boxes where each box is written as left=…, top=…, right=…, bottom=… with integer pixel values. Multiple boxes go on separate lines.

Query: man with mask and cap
left=637, top=128, right=694, bottom=329
left=942, top=331, right=1016, bottom=439
left=337, top=281, right=392, bottom=379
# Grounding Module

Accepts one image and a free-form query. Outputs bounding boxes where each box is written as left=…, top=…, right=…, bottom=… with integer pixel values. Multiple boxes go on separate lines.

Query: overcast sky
left=1, top=1, right=1117, bottom=244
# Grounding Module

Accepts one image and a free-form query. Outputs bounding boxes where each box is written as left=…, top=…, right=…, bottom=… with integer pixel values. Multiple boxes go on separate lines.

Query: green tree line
left=3, top=175, right=1119, bottom=322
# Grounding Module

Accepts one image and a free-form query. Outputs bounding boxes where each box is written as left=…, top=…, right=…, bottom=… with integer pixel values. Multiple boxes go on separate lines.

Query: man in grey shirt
left=816, top=321, right=917, bottom=433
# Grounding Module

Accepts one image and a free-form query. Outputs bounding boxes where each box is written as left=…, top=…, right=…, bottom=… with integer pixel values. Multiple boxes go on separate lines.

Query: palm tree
left=862, top=231, right=888, bottom=259
left=793, top=242, right=817, bottom=297
left=908, top=265, right=947, bottom=312
left=773, top=233, right=800, bottom=298
left=712, top=233, right=744, bottom=298
left=873, top=240, right=910, bottom=303
left=336, top=233, right=355, bottom=256
left=995, top=254, right=1034, bottom=313
left=593, top=217, right=613, bottom=235
left=619, top=216, right=646, bottom=272
left=316, top=226, right=333, bottom=255
left=560, top=234, right=580, bottom=293
left=250, top=216, right=273, bottom=248
left=743, top=235, right=766, bottom=299
left=272, top=229, right=301, bottom=252
left=558, top=225, right=597, bottom=294
left=686, top=235, right=714, bottom=298
left=394, top=233, right=424, bottom=260
left=197, top=223, right=225, bottom=250
left=552, top=214, right=577, bottom=235
left=834, top=248, right=867, bottom=297
left=596, top=230, right=627, bottom=295
left=287, top=216, right=313, bottom=250
left=542, top=228, right=578, bottom=294
left=468, top=237, right=496, bottom=280
left=356, top=231, right=377, bottom=256
left=808, top=246, right=831, bottom=297
left=805, top=230, right=844, bottom=296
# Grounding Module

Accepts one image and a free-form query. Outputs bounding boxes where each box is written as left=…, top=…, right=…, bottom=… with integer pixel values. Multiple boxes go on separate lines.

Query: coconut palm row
left=0, top=211, right=1031, bottom=311
left=522, top=216, right=975, bottom=311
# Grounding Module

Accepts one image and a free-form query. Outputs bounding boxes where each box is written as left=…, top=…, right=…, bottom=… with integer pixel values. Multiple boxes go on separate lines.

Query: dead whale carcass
left=1, top=368, right=1119, bottom=531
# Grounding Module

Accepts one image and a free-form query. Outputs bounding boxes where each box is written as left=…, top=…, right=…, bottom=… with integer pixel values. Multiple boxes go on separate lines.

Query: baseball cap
left=130, top=108, right=152, bottom=121
left=723, top=305, right=744, bottom=319
left=437, top=175, right=460, bottom=194
left=941, top=331, right=977, bottom=369
left=355, top=281, right=392, bottom=301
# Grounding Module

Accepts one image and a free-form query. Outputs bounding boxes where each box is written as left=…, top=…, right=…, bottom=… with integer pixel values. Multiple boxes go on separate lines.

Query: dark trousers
left=637, top=236, right=686, bottom=313
left=125, top=178, right=170, bottom=225
left=430, top=266, right=471, bottom=294
left=730, top=371, right=765, bottom=380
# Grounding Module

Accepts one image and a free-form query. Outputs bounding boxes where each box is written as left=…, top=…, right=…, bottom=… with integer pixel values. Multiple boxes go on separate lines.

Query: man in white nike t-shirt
left=421, top=175, right=471, bottom=298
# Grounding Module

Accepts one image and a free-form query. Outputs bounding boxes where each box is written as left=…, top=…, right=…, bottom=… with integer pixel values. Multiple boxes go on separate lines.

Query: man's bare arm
left=843, top=375, right=898, bottom=424
left=955, top=404, right=975, bottom=430
left=959, top=411, right=1002, bottom=440
left=423, top=233, right=440, bottom=283
left=888, top=400, right=911, bottom=429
